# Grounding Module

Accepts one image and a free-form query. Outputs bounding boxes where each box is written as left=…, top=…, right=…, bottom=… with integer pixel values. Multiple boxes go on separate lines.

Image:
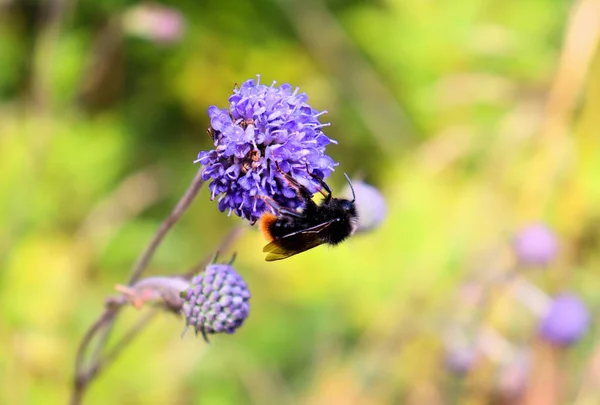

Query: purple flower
left=538, top=293, right=589, bottom=346
left=444, top=345, right=478, bottom=375
left=342, top=179, right=386, bottom=233
left=512, top=223, right=558, bottom=266
left=181, top=264, right=251, bottom=342
left=196, top=76, right=338, bottom=223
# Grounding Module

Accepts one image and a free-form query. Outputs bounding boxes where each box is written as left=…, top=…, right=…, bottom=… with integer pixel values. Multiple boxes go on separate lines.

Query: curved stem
left=71, top=168, right=204, bottom=405
left=87, top=311, right=159, bottom=382
left=133, top=276, right=191, bottom=293
left=73, top=308, right=119, bottom=381
left=128, top=168, right=205, bottom=284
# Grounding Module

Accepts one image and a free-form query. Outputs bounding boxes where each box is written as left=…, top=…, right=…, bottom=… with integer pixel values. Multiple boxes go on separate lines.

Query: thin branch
left=128, top=168, right=205, bottom=284
left=73, top=307, right=119, bottom=376
left=91, top=167, right=204, bottom=359
left=73, top=223, right=248, bottom=403
left=87, top=314, right=118, bottom=374
left=87, top=311, right=159, bottom=381
left=71, top=167, right=205, bottom=405
left=88, top=168, right=205, bottom=364
left=71, top=307, right=120, bottom=405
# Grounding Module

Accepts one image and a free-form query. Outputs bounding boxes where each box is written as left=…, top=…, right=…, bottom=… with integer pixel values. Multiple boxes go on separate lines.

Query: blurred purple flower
left=342, top=179, right=386, bottom=233
left=181, top=263, right=251, bottom=342
left=123, top=4, right=185, bottom=44
left=444, top=345, right=478, bottom=375
left=512, top=223, right=558, bottom=266
left=538, top=293, right=589, bottom=346
left=196, top=76, right=338, bottom=223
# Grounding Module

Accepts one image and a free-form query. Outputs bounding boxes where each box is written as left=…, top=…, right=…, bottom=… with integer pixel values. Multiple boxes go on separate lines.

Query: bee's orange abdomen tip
left=259, top=212, right=277, bottom=242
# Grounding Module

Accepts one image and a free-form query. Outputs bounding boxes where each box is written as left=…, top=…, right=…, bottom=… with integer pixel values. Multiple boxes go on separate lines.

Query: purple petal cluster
left=181, top=264, right=251, bottom=341
left=196, top=76, right=338, bottom=223
left=538, top=293, right=589, bottom=346
left=512, top=223, right=558, bottom=267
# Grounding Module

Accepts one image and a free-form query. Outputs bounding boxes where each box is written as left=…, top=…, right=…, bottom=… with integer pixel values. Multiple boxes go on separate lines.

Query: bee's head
left=340, top=199, right=356, bottom=213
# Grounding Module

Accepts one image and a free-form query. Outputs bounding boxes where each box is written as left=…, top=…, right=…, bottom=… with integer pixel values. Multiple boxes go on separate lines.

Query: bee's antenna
left=212, top=251, right=220, bottom=264
left=344, top=173, right=355, bottom=202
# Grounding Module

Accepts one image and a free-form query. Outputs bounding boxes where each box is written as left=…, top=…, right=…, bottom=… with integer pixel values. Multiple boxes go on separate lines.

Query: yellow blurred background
left=2, top=0, right=600, bottom=404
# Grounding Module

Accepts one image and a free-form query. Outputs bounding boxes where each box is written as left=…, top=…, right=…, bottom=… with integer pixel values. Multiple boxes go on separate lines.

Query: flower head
left=181, top=263, right=251, bottom=341
left=512, top=223, right=558, bottom=267
left=196, top=76, right=338, bottom=223
left=538, top=293, right=589, bottom=346
left=444, top=345, right=478, bottom=375
left=342, top=179, right=386, bottom=233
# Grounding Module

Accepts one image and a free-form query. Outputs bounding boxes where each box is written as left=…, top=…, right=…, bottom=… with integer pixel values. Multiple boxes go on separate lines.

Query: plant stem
left=70, top=168, right=204, bottom=405
left=128, top=168, right=205, bottom=285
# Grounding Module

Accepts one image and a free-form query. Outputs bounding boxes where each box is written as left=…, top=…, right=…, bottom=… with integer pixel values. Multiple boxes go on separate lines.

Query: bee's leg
left=258, top=195, right=303, bottom=218
left=273, top=161, right=313, bottom=200
left=304, top=163, right=332, bottom=200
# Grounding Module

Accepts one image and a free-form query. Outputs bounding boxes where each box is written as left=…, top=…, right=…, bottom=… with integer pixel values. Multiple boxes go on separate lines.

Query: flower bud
left=181, top=264, right=251, bottom=341
left=512, top=223, right=558, bottom=267
left=538, top=293, right=589, bottom=346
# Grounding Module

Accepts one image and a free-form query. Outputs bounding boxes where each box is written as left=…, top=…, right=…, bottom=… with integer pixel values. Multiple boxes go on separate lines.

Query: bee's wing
left=262, top=221, right=335, bottom=261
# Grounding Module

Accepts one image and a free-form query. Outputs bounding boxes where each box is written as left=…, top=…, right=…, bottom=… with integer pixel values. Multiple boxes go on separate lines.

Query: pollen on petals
left=196, top=76, right=338, bottom=223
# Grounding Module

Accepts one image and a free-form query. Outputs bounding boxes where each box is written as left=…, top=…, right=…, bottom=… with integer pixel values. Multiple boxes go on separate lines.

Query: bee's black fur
left=261, top=164, right=358, bottom=261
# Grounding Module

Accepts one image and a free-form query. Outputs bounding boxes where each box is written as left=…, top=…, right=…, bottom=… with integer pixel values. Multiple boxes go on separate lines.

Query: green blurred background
left=3, top=0, right=600, bottom=404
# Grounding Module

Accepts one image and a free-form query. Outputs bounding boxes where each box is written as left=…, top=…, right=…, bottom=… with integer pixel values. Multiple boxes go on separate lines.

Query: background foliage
left=2, top=0, right=600, bottom=404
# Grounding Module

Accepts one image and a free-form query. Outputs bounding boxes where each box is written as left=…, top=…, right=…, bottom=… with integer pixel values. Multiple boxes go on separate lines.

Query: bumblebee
left=259, top=164, right=358, bottom=261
